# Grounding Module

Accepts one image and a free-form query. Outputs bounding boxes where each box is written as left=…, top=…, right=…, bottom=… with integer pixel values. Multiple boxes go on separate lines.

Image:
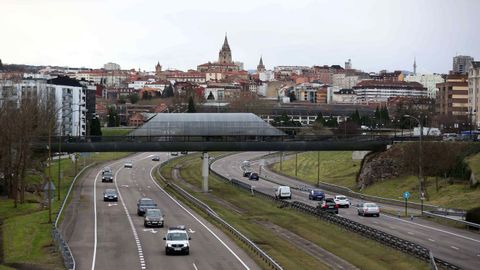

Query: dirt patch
left=4, top=263, right=55, bottom=270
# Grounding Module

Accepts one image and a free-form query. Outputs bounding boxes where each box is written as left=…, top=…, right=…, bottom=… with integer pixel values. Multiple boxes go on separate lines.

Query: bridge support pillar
left=202, top=152, right=209, bottom=192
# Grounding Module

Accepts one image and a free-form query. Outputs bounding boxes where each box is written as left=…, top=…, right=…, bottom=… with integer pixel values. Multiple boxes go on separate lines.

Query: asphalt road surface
left=61, top=153, right=259, bottom=270
left=212, top=152, right=480, bottom=270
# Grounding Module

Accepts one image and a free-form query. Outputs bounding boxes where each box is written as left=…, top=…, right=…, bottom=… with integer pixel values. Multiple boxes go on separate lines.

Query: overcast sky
left=1, top=0, right=479, bottom=73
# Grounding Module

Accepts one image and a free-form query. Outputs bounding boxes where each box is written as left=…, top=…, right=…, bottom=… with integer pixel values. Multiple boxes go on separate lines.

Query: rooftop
left=130, top=113, right=285, bottom=137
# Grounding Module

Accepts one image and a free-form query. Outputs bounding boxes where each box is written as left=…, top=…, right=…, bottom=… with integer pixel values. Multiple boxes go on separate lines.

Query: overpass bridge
left=34, top=134, right=394, bottom=152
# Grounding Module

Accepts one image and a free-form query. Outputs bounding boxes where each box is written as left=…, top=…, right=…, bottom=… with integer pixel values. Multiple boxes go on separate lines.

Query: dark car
left=249, top=172, right=259, bottom=181
left=137, top=198, right=157, bottom=216
left=103, top=189, right=118, bottom=201
left=152, top=155, right=160, bottom=161
left=181, top=151, right=188, bottom=155
left=308, top=189, right=325, bottom=201
left=318, top=198, right=338, bottom=214
left=144, top=208, right=164, bottom=228
left=101, top=171, right=114, bottom=183
left=243, top=171, right=252, bottom=177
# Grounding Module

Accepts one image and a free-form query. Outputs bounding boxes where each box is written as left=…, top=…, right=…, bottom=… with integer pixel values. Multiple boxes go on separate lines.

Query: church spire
left=413, top=57, right=417, bottom=75
left=257, top=55, right=266, bottom=72
left=218, top=33, right=232, bottom=64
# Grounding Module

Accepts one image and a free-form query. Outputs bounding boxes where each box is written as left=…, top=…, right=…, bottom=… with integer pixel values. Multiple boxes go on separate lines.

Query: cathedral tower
left=218, top=34, right=232, bottom=64
left=257, top=56, right=266, bottom=72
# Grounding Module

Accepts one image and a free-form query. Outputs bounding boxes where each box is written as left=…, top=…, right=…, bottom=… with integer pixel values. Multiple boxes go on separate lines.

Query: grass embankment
left=159, top=153, right=428, bottom=270
left=271, top=151, right=360, bottom=189
left=271, top=152, right=480, bottom=210
left=0, top=152, right=130, bottom=269
left=101, top=127, right=134, bottom=136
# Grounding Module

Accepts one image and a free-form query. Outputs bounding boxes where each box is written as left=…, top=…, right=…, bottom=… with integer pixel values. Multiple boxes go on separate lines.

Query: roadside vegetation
left=0, top=152, right=130, bottom=269
left=158, top=153, right=428, bottom=270
left=270, top=148, right=480, bottom=210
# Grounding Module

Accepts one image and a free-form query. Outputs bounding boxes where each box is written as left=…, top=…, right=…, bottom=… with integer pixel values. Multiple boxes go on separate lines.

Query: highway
left=61, top=153, right=259, bottom=270
left=212, top=152, right=480, bottom=270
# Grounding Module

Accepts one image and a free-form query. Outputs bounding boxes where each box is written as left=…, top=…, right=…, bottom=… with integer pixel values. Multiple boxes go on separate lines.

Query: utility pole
left=317, top=151, right=320, bottom=187
left=295, top=153, right=298, bottom=177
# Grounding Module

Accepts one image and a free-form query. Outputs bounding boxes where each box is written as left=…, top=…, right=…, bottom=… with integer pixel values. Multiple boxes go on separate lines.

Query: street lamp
left=404, top=114, right=424, bottom=213
left=57, top=105, right=85, bottom=201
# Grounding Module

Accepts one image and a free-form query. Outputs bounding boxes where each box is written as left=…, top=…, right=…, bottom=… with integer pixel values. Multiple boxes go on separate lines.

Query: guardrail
left=156, top=160, right=283, bottom=270
left=422, top=211, right=480, bottom=230
left=210, top=162, right=461, bottom=270
left=53, top=163, right=95, bottom=270
left=261, top=156, right=467, bottom=218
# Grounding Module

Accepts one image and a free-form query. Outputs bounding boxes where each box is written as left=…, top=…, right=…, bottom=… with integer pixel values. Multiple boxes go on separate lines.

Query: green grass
left=0, top=152, right=131, bottom=268
left=159, top=153, right=428, bottom=270
left=271, top=151, right=360, bottom=189
left=101, top=127, right=134, bottom=136
left=362, top=175, right=480, bottom=210
left=270, top=151, right=480, bottom=210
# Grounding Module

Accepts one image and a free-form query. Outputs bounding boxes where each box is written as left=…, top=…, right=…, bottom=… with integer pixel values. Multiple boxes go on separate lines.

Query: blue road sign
left=403, top=191, right=410, bottom=200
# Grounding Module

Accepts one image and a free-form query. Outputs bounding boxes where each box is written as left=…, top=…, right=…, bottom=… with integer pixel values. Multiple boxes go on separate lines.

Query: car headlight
left=113, top=195, right=117, bottom=197
left=145, top=217, right=150, bottom=221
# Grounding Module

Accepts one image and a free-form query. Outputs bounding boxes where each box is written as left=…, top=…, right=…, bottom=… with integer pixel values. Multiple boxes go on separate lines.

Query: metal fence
left=52, top=163, right=95, bottom=270
left=157, top=160, right=283, bottom=270
left=210, top=163, right=461, bottom=270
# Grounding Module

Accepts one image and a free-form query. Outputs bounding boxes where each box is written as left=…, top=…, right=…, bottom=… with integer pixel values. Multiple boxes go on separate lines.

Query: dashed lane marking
left=193, top=263, right=199, bottom=270
left=428, top=238, right=436, bottom=242
left=407, top=232, right=414, bottom=235
left=451, top=246, right=459, bottom=250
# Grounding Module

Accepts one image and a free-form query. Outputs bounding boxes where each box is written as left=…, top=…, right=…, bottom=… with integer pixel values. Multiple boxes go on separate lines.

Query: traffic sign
left=403, top=191, right=410, bottom=200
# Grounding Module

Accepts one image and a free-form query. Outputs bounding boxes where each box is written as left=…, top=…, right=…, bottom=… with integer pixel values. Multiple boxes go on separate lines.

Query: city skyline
left=1, top=0, right=479, bottom=73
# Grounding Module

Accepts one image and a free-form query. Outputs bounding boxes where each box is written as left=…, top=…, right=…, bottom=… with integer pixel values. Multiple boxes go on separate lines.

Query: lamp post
left=404, top=114, right=424, bottom=207
left=57, top=106, right=84, bottom=201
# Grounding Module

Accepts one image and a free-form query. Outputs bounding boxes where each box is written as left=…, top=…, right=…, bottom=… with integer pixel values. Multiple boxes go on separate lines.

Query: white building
left=353, top=80, right=427, bottom=103
left=104, top=62, right=121, bottom=71
left=469, top=61, right=480, bottom=127
left=0, top=77, right=87, bottom=136
left=405, top=74, right=444, bottom=98
left=259, top=70, right=275, bottom=82
left=47, top=76, right=87, bottom=136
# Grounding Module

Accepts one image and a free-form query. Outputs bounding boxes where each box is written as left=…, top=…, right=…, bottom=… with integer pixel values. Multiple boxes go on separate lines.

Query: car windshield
left=313, top=190, right=322, bottom=195
left=103, top=172, right=113, bottom=177
left=146, top=209, right=162, bottom=217
left=336, top=196, right=346, bottom=200
left=364, top=203, right=377, bottom=207
left=105, top=189, right=116, bottom=195
left=140, top=199, right=155, bottom=206
left=167, top=232, right=188, bottom=241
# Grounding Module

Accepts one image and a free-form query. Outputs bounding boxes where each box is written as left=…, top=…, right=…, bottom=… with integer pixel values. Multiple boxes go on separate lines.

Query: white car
left=274, top=186, right=292, bottom=200
left=356, top=202, right=380, bottom=217
left=163, top=226, right=191, bottom=255
left=334, top=195, right=350, bottom=208
left=124, top=161, right=133, bottom=168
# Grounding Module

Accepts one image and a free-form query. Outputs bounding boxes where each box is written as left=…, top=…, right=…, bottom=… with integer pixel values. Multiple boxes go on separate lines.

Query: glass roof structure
left=130, top=113, right=285, bottom=136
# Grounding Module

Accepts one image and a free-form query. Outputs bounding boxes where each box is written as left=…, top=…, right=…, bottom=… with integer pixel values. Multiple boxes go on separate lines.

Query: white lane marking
left=407, top=231, right=414, bottom=235
left=389, top=226, right=395, bottom=229
left=143, top=228, right=158, bottom=234
left=108, top=203, right=118, bottom=207
left=114, top=167, right=148, bottom=270
left=188, top=228, right=196, bottom=234
left=477, top=254, right=480, bottom=257
left=149, top=167, right=250, bottom=270
left=193, top=262, right=199, bottom=270
left=383, top=214, right=480, bottom=244
left=451, top=246, right=459, bottom=250
left=91, top=156, right=140, bottom=270
left=121, top=184, right=129, bottom=188
left=428, top=238, right=436, bottom=242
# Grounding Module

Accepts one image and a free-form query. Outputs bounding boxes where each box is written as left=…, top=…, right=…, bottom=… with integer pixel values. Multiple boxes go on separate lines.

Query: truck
left=413, top=127, right=441, bottom=136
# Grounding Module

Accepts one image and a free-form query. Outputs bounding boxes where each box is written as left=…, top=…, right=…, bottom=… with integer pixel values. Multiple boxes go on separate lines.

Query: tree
left=315, top=112, right=326, bottom=126
left=187, top=96, right=196, bottom=113
left=90, top=116, right=102, bottom=136
left=107, top=106, right=119, bottom=127
left=207, top=92, right=215, bottom=100
left=350, top=109, right=361, bottom=125
left=0, top=58, right=3, bottom=70
left=118, top=95, right=126, bottom=104
left=289, top=91, right=296, bottom=102
left=162, top=85, right=174, bottom=98
left=128, top=93, right=139, bottom=104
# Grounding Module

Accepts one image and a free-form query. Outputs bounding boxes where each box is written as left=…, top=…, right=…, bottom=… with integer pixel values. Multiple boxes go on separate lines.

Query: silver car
left=356, top=202, right=380, bottom=217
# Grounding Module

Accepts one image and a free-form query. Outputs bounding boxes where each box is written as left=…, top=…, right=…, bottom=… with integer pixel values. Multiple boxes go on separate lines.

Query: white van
left=274, top=186, right=292, bottom=200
